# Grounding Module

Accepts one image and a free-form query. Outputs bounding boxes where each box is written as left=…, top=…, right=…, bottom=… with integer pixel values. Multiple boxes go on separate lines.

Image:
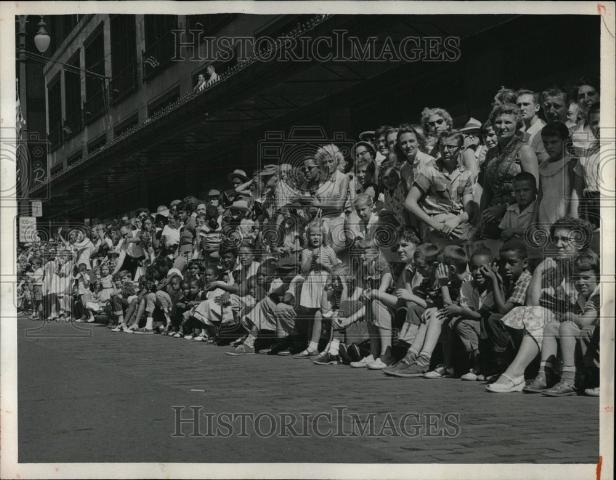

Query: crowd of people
left=17, top=79, right=602, bottom=397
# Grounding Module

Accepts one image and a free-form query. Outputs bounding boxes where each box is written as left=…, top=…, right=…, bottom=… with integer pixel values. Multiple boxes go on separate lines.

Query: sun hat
left=166, top=268, right=184, bottom=280
left=458, top=117, right=482, bottom=134
left=358, top=130, right=376, bottom=143
left=156, top=205, right=170, bottom=217
left=170, top=199, right=182, bottom=208
left=208, top=188, right=221, bottom=197
left=227, top=169, right=248, bottom=183
left=258, top=164, right=279, bottom=177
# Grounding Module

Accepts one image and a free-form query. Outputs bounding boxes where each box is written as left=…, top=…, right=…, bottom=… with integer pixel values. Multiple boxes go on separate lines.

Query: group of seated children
left=93, top=199, right=599, bottom=398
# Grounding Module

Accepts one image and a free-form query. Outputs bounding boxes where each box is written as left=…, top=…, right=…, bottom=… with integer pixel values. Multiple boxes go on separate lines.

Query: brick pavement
left=17, top=318, right=599, bottom=463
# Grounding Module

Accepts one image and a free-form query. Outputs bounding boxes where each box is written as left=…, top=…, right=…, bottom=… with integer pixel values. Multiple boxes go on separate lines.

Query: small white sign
left=19, top=216, right=38, bottom=243
left=31, top=200, right=43, bottom=217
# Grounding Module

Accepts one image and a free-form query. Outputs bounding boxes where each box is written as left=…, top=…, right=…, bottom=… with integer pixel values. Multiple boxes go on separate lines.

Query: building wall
left=43, top=14, right=290, bottom=175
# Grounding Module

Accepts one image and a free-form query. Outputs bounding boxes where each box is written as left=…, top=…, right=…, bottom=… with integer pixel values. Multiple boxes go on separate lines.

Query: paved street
left=18, top=317, right=599, bottom=463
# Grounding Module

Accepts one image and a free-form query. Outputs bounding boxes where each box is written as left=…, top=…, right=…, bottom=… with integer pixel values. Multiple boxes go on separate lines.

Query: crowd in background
left=17, top=78, right=602, bottom=397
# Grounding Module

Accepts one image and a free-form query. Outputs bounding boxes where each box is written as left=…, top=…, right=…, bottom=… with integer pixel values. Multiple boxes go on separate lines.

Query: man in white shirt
left=206, top=65, right=220, bottom=86
left=517, top=89, right=548, bottom=162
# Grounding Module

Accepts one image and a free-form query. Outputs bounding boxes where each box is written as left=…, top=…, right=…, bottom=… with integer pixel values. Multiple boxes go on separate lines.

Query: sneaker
left=338, top=344, right=352, bottom=365
left=383, top=351, right=417, bottom=377
left=183, top=334, right=194, bottom=340
left=485, top=373, right=525, bottom=393
left=387, top=357, right=430, bottom=377
left=225, top=344, right=255, bottom=356
left=542, top=381, right=577, bottom=397
left=350, top=355, right=374, bottom=368
left=293, top=349, right=319, bottom=359
left=193, top=335, right=206, bottom=342
left=111, top=325, right=125, bottom=332
left=86, top=316, right=96, bottom=323
left=173, top=332, right=183, bottom=338
left=133, top=328, right=154, bottom=335
left=523, top=372, right=548, bottom=393
left=367, top=357, right=389, bottom=370
left=461, top=369, right=480, bottom=381
left=424, top=365, right=455, bottom=379
left=584, top=387, right=600, bottom=397
left=313, top=352, right=342, bottom=365
left=347, top=344, right=362, bottom=363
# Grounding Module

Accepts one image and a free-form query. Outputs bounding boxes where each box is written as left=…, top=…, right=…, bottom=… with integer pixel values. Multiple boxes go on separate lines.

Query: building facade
left=27, top=13, right=599, bottom=222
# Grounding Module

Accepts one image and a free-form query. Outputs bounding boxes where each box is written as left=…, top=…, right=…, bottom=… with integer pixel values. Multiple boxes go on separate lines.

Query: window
left=67, top=150, right=83, bottom=167
left=110, top=15, right=138, bottom=104
left=147, top=86, right=180, bottom=118
left=84, top=25, right=106, bottom=124
left=143, top=15, right=178, bottom=80
left=64, top=51, right=82, bottom=138
left=87, top=134, right=107, bottom=154
left=113, top=113, right=139, bottom=138
left=47, top=74, right=62, bottom=150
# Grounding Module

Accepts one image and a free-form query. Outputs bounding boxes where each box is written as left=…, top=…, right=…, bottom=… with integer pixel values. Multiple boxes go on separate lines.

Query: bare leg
left=499, top=334, right=539, bottom=381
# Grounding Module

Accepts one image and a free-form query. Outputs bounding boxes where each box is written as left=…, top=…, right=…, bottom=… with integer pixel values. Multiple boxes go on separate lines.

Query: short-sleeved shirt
left=574, top=285, right=600, bottom=321
left=574, top=142, right=600, bottom=193
left=498, top=201, right=537, bottom=232
left=399, top=151, right=436, bottom=192
left=523, top=119, right=548, bottom=163
left=459, top=280, right=494, bottom=314
left=504, top=270, right=532, bottom=306
left=413, top=160, right=474, bottom=216
left=161, top=225, right=180, bottom=248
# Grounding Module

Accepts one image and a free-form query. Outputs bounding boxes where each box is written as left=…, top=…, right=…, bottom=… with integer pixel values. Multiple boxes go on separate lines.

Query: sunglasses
left=428, top=119, right=445, bottom=126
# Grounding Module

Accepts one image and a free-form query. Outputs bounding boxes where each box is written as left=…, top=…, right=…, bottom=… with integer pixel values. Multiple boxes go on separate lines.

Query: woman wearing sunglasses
left=421, top=107, right=454, bottom=157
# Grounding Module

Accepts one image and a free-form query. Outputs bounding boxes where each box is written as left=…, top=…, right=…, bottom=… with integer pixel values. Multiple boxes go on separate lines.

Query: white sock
left=145, top=317, right=153, bottom=330
left=329, top=339, right=340, bottom=355
left=308, top=341, right=318, bottom=352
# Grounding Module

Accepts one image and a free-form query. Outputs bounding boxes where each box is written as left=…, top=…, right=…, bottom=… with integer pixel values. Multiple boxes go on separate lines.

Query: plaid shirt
left=505, top=270, right=532, bottom=306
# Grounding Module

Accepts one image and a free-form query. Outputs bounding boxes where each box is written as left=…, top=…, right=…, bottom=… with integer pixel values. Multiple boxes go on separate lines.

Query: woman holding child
left=478, top=103, right=539, bottom=239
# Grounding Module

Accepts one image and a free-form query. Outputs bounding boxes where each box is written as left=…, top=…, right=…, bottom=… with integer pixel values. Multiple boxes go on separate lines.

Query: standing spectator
left=536, top=122, right=581, bottom=233
left=478, top=103, right=538, bottom=243
left=421, top=107, right=453, bottom=156
left=541, top=86, right=569, bottom=123
left=574, top=103, right=601, bottom=230
left=516, top=89, right=548, bottom=162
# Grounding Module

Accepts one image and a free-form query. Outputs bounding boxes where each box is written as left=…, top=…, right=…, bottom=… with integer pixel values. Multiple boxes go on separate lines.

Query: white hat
left=156, top=205, right=170, bottom=217
left=227, top=169, right=248, bottom=183
left=166, top=268, right=183, bottom=280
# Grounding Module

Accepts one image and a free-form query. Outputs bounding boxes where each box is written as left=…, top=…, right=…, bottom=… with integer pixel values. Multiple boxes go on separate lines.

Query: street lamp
left=33, top=16, right=51, bottom=53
